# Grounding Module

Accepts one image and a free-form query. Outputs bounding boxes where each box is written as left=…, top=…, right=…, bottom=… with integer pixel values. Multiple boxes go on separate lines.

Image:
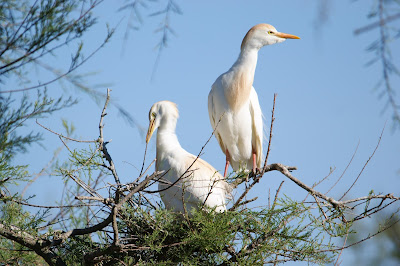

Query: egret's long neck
left=156, top=116, right=181, bottom=153
left=232, top=46, right=259, bottom=75
left=225, top=46, right=259, bottom=111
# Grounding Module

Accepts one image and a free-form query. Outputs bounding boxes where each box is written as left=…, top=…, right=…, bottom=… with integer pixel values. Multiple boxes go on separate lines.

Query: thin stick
left=318, top=218, right=400, bottom=253
left=133, top=159, right=157, bottom=185
left=139, top=142, right=149, bottom=177
left=36, top=119, right=95, bottom=143
left=263, top=93, right=277, bottom=171
left=340, top=125, right=385, bottom=200
left=98, top=88, right=121, bottom=186
left=326, top=141, right=359, bottom=195
left=269, top=163, right=342, bottom=207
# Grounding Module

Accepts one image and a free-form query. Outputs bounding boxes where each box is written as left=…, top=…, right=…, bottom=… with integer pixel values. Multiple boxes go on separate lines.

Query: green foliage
left=0, top=90, right=76, bottom=160
left=47, top=192, right=339, bottom=265
left=0, top=0, right=106, bottom=264
left=0, top=202, right=47, bottom=264
left=0, top=0, right=96, bottom=81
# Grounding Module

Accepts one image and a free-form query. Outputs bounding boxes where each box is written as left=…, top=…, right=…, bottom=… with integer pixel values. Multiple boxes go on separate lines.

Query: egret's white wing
left=249, top=87, right=263, bottom=168
left=208, top=85, right=227, bottom=154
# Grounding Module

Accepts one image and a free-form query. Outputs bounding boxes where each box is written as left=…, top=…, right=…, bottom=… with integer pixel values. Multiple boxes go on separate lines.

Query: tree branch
left=0, top=223, right=65, bottom=266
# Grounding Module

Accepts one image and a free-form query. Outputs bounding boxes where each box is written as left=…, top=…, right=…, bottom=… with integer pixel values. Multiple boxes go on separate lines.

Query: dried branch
left=230, top=163, right=297, bottom=211
left=75, top=196, right=115, bottom=205
left=326, top=141, right=359, bottom=195
left=0, top=223, right=65, bottom=265
left=49, top=171, right=161, bottom=251
left=139, top=142, right=149, bottom=177
left=340, top=125, right=384, bottom=200
left=270, top=163, right=342, bottom=207
left=334, top=230, right=349, bottom=266
left=98, top=88, right=121, bottom=187
left=6, top=197, right=97, bottom=209
left=36, top=119, right=96, bottom=143
left=263, top=93, right=277, bottom=169
left=341, top=193, right=399, bottom=205
left=318, top=217, right=400, bottom=253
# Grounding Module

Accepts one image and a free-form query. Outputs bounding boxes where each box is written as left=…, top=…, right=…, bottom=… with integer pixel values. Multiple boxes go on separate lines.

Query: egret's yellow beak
left=275, top=32, right=300, bottom=39
left=146, top=118, right=156, bottom=143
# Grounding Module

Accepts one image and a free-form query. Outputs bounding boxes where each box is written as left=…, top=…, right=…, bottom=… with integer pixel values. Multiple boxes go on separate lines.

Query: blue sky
left=14, top=0, right=399, bottom=264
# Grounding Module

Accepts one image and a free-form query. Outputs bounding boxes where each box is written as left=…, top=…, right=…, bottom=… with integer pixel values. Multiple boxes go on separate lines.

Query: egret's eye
left=268, top=31, right=274, bottom=35
left=149, top=111, right=156, bottom=120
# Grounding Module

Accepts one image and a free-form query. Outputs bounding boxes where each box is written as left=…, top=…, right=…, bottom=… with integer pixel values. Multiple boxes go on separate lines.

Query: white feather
left=147, top=101, right=232, bottom=214
left=208, top=24, right=299, bottom=174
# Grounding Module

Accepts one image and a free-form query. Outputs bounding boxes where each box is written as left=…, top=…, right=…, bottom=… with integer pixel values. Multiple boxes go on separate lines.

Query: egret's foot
left=250, top=168, right=261, bottom=182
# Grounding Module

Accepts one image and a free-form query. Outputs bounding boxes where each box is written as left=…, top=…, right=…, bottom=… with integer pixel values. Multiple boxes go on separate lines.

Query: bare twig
left=65, top=172, right=101, bottom=198
left=98, top=88, right=121, bottom=187
left=326, top=141, right=359, bottom=195
left=54, top=171, right=160, bottom=249
left=263, top=93, right=277, bottom=170
left=334, top=231, right=349, bottom=266
left=75, top=196, right=114, bottom=205
left=270, top=163, right=342, bottom=208
left=234, top=197, right=258, bottom=208
left=202, top=178, right=218, bottom=208
left=133, top=159, right=157, bottom=185
left=273, top=181, right=285, bottom=209
left=139, top=142, right=149, bottom=177
left=318, top=217, right=400, bottom=253
left=36, top=120, right=95, bottom=143
left=230, top=164, right=296, bottom=211
left=341, top=193, right=399, bottom=205
left=340, top=125, right=384, bottom=200
left=313, top=166, right=336, bottom=190
left=7, top=198, right=97, bottom=209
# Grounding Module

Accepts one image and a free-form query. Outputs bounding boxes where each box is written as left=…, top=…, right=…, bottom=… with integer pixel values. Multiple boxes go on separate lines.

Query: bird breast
left=222, top=69, right=254, bottom=112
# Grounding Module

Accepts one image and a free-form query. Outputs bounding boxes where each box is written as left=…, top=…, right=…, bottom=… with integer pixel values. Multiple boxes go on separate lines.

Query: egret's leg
left=252, top=152, right=257, bottom=173
left=224, top=149, right=230, bottom=177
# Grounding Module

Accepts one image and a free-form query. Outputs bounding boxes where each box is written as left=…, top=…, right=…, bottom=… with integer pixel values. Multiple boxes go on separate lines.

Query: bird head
left=241, top=23, right=300, bottom=51
left=146, top=101, right=179, bottom=143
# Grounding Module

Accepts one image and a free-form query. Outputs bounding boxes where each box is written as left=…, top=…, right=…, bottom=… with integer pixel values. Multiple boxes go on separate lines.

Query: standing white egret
left=146, top=101, right=232, bottom=214
left=208, top=23, right=300, bottom=177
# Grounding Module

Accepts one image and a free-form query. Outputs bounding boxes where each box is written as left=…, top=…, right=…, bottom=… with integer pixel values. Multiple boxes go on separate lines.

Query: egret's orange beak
left=275, top=32, right=300, bottom=39
left=146, top=118, right=156, bottom=143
